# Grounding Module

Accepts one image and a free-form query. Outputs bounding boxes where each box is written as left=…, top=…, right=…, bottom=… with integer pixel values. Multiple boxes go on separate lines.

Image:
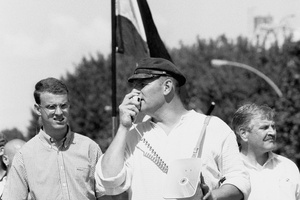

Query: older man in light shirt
left=232, top=103, right=300, bottom=200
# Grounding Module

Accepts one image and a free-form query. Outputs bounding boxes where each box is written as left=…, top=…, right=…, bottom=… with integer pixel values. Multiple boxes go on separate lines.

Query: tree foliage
left=171, top=37, right=300, bottom=167
left=24, top=36, right=300, bottom=167
left=1, top=128, right=26, bottom=141
left=63, top=55, right=113, bottom=150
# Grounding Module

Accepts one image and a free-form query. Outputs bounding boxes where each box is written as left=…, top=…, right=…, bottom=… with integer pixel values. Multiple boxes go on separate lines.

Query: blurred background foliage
left=2, top=35, right=300, bottom=167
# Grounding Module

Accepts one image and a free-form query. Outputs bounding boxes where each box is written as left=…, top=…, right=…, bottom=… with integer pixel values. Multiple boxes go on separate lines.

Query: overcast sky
left=1, top=0, right=300, bottom=135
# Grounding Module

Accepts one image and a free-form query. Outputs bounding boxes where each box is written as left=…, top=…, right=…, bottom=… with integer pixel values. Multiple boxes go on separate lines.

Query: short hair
left=0, top=132, right=7, bottom=170
left=231, top=103, right=275, bottom=142
left=34, top=77, right=68, bottom=104
left=0, top=132, right=7, bottom=148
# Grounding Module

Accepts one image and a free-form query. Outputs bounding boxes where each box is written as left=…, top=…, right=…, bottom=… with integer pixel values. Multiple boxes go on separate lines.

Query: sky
left=1, top=0, right=300, bottom=135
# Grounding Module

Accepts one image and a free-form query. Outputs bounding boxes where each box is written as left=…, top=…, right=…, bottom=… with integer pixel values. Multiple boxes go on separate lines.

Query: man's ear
left=2, top=155, right=9, bottom=168
left=163, top=78, right=174, bottom=95
left=238, top=128, right=249, bottom=142
left=34, top=104, right=41, bottom=116
left=0, top=146, right=4, bottom=156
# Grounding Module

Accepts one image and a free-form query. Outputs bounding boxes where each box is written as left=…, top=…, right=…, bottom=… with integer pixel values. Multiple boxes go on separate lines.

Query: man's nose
left=54, top=106, right=63, bottom=115
left=268, top=126, right=276, bottom=135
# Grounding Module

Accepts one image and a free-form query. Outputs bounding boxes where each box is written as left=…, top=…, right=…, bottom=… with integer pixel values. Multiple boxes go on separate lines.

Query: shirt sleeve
left=293, top=161, right=300, bottom=200
left=295, top=174, right=300, bottom=200
left=94, top=127, right=140, bottom=196
left=220, top=132, right=251, bottom=199
left=94, top=155, right=132, bottom=196
left=2, top=151, right=29, bottom=200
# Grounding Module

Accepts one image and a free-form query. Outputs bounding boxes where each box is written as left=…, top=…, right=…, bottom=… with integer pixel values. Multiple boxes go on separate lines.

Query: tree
left=273, top=40, right=300, bottom=166
left=63, top=54, right=113, bottom=151
left=26, top=110, right=41, bottom=140
left=25, top=36, right=300, bottom=167
left=1, top=128, right=26, bottom=141
left=171, top=36, right=300, bottom=167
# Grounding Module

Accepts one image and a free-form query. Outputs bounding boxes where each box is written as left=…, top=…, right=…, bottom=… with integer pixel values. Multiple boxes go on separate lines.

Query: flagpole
left=111, top=0, right=117, bottom=138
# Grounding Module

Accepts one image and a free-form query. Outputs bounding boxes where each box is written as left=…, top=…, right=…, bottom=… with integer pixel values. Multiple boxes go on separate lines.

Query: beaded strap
left=133, top=116, right=211, bottom=174
left=133, top=124, right=169, bottom=173
left=140, top=138, right=168, bottom=173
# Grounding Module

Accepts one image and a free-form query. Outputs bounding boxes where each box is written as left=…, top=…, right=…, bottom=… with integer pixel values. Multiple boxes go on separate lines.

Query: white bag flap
left=163, top=158, right=202, bottom=199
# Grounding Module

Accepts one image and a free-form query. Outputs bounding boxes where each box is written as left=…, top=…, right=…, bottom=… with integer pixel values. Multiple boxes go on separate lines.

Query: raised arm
left=101, top=90, right=141, bottom=178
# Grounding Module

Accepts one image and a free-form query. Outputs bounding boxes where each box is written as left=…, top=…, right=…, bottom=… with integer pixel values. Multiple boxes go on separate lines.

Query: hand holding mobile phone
left=131, top=95, right=141, bottom=123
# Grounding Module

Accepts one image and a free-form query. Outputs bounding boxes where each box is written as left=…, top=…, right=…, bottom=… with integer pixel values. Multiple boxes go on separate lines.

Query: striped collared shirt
left=3, top=128, right=102, bottom=200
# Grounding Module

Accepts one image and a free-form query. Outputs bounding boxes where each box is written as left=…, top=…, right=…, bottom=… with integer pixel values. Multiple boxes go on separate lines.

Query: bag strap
left=192, top=116, right=212, bottom=158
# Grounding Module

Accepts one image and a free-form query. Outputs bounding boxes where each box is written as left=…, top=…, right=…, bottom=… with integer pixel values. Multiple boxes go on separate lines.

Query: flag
left=115, top=0, right=172, bottom=61
left=112, top=0, right=173, bottom=126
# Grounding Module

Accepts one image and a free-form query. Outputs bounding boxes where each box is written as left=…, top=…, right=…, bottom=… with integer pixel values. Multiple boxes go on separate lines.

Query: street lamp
left=211, top=59, right=283, bottom=98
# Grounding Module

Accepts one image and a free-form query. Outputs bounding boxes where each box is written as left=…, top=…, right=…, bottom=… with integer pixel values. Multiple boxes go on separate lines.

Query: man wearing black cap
left=95, top=57, right=250, bottom=200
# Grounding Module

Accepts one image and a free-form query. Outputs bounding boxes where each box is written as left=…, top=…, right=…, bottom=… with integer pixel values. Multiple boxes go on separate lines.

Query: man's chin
left=265, top=143, right=277, bottom=151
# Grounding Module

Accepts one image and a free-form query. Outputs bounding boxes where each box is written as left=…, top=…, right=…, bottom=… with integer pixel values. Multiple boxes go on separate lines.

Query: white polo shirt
left=243, top=152, right=300, bottom=200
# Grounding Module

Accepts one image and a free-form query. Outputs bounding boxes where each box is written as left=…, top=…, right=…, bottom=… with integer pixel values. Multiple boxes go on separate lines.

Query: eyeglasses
left=39, top=103, right=70, bottom=113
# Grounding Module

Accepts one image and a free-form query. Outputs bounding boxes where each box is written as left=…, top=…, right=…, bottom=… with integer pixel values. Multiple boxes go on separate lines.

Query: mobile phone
left=131, top=95, right=141, bottom=123
left=132, top=95, right=141, bottom=103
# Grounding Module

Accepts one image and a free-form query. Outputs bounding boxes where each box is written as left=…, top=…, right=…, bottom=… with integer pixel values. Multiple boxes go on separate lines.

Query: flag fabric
left=114, top=0, right=174, bottom=125
left=115, top=0, right=172, bottom=61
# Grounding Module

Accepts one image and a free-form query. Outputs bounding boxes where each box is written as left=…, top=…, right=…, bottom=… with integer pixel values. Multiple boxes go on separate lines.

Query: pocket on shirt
left=278, top=177, right=297, bottom=197
left=75, top=165, right=97, bottom=198
left=76, top=166, right=92, bottom=182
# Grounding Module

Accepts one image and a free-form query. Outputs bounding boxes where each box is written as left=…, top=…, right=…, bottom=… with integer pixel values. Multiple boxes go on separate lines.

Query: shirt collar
left=241, top=151, right=277, bottom=170
left=39, top=126, right=74, bottom=149
left=264, top=151, right=277, bottom=164
left=149, top=110, right=195, bottom=125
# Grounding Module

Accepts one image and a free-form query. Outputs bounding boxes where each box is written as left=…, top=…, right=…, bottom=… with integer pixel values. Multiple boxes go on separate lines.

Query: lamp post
left=211, top=59, right=283, bottom=98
